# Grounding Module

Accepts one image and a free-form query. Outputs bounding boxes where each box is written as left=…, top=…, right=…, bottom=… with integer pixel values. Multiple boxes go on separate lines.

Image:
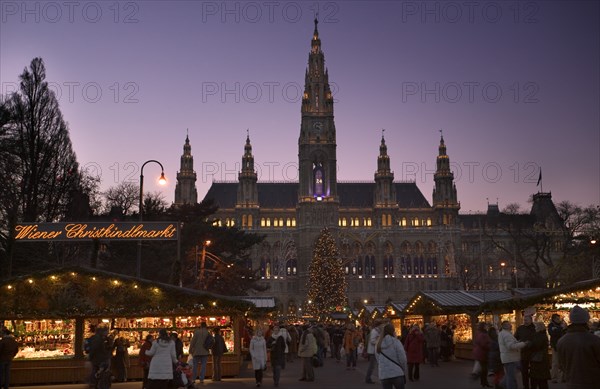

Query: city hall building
left=173, top=20, right=562, bottom=314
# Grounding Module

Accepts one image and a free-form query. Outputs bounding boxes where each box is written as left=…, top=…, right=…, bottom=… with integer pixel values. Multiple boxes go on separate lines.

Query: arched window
left=383, top=255, right=394, bottom=277
left=242, top=214, right=247, bottom=227
left=313, top=163, right=324, bottom=197
left=405, top=255, right=412, bottom=275
left=387, top=214, right=392, bottom=226
left=247, top=214, right=253, bottom=228
left=364, top=255, right=376, bottom=277
left=286, top=259, right=297, bottom=276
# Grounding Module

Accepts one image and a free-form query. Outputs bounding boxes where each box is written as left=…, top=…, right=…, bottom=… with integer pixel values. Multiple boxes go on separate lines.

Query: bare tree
left=0, top=58, right=82, bottom=277
left=103, top=181, right=139, bottom=215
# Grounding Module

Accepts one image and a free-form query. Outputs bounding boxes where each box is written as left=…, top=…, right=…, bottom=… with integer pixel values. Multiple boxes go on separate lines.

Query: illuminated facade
left=179, top=19, right=563, bottom=313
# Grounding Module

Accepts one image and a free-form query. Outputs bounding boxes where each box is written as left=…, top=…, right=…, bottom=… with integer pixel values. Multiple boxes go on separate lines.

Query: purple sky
left=2, top=1, right=599, bottom=213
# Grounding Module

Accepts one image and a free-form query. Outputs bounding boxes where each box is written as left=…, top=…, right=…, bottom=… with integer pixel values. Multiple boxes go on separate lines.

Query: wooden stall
left=0, top=266, right=255, bottom=385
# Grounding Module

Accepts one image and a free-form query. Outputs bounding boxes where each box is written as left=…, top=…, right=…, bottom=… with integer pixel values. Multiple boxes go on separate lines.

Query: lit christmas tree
left=305, top=228, right=348, bottom=319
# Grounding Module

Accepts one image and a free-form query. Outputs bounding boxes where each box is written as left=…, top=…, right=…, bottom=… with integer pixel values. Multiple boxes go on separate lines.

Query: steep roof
left=204, top=182, right=431, bottom=209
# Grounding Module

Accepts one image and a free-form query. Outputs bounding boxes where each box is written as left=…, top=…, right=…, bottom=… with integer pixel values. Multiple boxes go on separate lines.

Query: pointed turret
left=374, top=131, right=398, bottom=219
left=174, top=132, right=198, bottom=205
left=237, top=131, right=258, bottom=208
left=432, top=133, right=459, bottom=224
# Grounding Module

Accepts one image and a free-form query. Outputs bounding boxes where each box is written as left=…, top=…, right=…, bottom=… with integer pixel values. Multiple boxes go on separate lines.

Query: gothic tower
left=296, top=18, right=340, bottom=277
left=297, top=18, right=338, bottom=221
left=174, top=134, right=198, bottom=205
left=237, top=133, right=259, bottom=207
left=236, top=133, right=259, bottom=228
left=374, top=132, right=398, bottom=226
left=432, top=134, right=459, bottom=225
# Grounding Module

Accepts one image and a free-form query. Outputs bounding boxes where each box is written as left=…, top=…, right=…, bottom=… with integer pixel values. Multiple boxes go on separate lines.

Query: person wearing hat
left=556, top=305, right=600, bottom=389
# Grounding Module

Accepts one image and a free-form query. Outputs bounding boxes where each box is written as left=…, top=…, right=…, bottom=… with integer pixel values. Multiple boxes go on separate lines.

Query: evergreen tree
left=305, top=228, right=348, bottom=319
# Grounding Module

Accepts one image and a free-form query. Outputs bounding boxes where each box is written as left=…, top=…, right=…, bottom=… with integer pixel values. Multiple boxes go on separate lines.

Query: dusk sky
left=2, top=1, right=599, bottom=213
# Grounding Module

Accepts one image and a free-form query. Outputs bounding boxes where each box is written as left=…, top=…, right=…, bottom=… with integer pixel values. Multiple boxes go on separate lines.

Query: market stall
left=0, top=266, right=255, bottom=385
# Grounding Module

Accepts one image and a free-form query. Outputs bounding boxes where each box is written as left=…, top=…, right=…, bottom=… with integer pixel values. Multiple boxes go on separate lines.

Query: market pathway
left=15, top=355, right=569, bottom=389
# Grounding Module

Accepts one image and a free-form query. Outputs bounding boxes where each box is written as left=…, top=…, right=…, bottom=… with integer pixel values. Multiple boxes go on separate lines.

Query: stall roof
left=481, top=279, right=600, bottom=311
left=403, top=289, right=544, bottom=316
left=0, top=266, right=254, bottom=319
left=240, top=297, right=276, bottom=308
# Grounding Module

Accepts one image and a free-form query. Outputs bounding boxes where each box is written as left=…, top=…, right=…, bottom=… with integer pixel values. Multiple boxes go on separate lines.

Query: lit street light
left=136, top=160, right=167, bottom=279
left=196, top=240, right=211, bottom=289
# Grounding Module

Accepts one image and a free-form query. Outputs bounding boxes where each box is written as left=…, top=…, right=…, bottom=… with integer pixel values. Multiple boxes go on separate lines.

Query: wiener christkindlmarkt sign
left=14, top=222, right=178, bottom=241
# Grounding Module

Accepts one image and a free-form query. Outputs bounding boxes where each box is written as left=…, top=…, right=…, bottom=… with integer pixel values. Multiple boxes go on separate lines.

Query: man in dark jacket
left=515, top=314, right=536, bottom=389
left=88, top=326, right=113, bottom=389
left=211, top=328, right=227, bottom=381
left=0, top=328, right=19, bottom=389
left=557, top=306, right=600, bottom=389
left=547, top=313, right=566, bottom=383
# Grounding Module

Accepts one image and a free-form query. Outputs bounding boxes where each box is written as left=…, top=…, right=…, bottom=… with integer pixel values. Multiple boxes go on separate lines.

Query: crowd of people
left=3, top=304, right=600, bottom=389
left=470, top=306, right=600, bottom=389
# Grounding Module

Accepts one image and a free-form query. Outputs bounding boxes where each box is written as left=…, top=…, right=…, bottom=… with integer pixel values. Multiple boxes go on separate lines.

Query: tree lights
left=305, top=228, right=348, bottom=319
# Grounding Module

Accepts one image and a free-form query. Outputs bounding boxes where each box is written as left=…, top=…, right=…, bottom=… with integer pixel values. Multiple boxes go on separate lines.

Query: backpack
left=203, top=334, right=215, bottom=350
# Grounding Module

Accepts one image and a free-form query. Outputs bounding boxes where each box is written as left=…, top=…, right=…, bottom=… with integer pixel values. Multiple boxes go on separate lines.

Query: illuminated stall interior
left=0, top=266, right=254, bottom=385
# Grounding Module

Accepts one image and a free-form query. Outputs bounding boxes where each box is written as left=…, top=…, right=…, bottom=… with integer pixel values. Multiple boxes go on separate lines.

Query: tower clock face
left=313, top=121, right=323, bottom=133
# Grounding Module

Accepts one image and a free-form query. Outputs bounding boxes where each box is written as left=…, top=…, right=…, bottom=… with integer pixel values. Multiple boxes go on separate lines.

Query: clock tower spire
left=298, top=17, right=337, bottom=207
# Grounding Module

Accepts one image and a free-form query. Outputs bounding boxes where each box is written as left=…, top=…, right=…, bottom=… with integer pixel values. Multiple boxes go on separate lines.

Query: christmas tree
left=305, top=228, right=348, bottom=319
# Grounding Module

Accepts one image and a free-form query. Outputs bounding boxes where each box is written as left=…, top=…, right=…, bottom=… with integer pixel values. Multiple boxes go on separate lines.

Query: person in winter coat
left=515, top=315, right=536, bottom=389
left=211, top=328, right=228, bottom=381
left=249, top=329, right=267, bottom=387
left=440, top=324, right=452, bottom=361
left=365, top=320, right=383, bottom=384
left=0, top=328, right=19, bottom=389
left=188, top=322, right=210, bottom=384
left=112, top=336, right=130, bottom=382
left=547, top=313, right=566, bottom=383
left=88, top=326, right=113, bottom=389
left=268, top=333, right=286, bottom=387
left=498, top=321, right=528, bottom=389
left=557, top=305, right=600, bottom=389
left=423, top=321, right=441, bottom=367
left=138, top=335, right=154, bottom=389
left=145, top=329, right=178, bottom=389
left=403, top=325, right=425, bottom=382
left=375, top=323, right=408, bottom=389
left=472, top=322, right=492, bottom=387
left=529, top=321, right=550, bottom=389
left=298, top=326, right=318, bottom=382
left=343, top=323, right=362, bottom=370
left=287, top=325, right=299, bottom=363
left=275, top=323, right=292, bottom=363
left=487, top=327, right=504, bottom=389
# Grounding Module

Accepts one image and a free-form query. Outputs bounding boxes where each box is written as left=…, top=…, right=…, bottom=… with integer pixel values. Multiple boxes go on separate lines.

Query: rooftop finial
left=313, top=12, right=319, bottom=36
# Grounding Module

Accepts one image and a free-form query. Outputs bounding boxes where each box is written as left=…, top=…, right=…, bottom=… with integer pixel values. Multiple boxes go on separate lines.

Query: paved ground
left=14, top=356, right=568, bottom=389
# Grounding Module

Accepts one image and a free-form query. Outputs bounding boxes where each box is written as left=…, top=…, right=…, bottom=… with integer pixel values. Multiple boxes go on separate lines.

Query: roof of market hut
left=0, top=266, right=254, bottom=319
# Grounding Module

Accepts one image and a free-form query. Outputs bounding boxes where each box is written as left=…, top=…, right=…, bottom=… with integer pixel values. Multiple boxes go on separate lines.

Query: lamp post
left=592, top=238, right=599, bottom=279
left=136, top=160, right=167, bottom=279
left=197, top=240, right=211, bottom=289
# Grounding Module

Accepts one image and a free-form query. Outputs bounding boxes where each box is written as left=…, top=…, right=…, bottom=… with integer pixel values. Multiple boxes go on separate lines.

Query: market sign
left=14, top=222, right=178, bottom=241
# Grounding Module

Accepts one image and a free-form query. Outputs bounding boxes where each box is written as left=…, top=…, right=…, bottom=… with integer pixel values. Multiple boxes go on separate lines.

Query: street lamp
left=197, top=240, right=211, bottom=289
left=591, top=238, right=599, bottom=279
left=136, top=160, right=167, bottom=278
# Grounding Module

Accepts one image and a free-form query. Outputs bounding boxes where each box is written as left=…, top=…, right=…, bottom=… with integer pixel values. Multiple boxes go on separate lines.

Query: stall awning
left=0, top=266, right=254, bottom=319
left=240, top=297, right=276, bottom=308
